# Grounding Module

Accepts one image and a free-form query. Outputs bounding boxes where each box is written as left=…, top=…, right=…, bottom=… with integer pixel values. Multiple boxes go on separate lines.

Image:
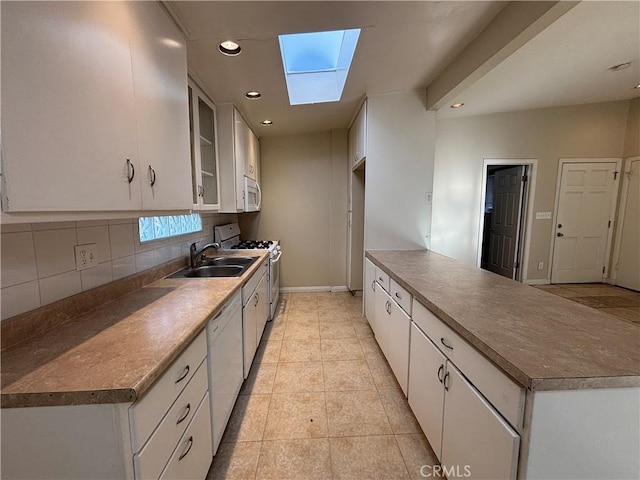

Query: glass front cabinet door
left=189, top=80, right=220, bottom=210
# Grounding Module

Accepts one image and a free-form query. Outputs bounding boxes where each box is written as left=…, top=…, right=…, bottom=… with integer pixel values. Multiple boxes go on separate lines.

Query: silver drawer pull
left=378, top=276, right=384, bottom=282
left=175, top=365, right=190, bottom=383
left=437, top=364, right=444, bottom=383
left=440, top=337, right=454, bottom=350
left=176, top=403, right=191, bottom=425
left=371, top=281, right=376, bottom=291
left=178, top=436, right=194, bottom=461
left=394, top=292, right=402, bottom=300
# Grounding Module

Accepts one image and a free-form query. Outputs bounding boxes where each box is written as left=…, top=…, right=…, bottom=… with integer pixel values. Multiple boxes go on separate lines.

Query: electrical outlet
left=537, top=261, right=544, bottom=270
left=535, top=211, right=552, bottom=220
left=425, top=192, right=432, bottom=204
left=75, top=244, right=98, bottom=271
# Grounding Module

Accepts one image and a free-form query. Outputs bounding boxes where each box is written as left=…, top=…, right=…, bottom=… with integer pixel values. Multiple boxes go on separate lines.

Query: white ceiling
left=168, top=1, right=507, bottom=136
left=439, top=1, right=640, bottom=119
left=168, top=1, right=640, bottom=136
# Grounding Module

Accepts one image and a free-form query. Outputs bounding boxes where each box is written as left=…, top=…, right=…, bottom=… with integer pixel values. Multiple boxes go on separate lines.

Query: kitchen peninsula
left=366, top=249, right=639, bottom=479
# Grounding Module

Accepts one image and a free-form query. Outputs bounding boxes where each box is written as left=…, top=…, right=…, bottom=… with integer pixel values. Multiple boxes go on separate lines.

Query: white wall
left=0, top=213, right=236, bottom=320
left=243, top=130, right=348, bottom=289
left=431, top=100, right=629, bottom=281
left=365, top=93, right=437, bottom=250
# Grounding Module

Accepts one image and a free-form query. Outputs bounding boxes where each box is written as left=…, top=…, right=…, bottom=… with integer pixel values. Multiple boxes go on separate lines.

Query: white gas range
left=214, top=223, right=282, bottom=320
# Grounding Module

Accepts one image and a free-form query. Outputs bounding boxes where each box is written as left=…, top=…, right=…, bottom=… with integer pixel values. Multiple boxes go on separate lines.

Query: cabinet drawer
left=375, top=267, right=390, bottom=292
left=390, top=279, right=411, bottom=315
left=242, top=260, right=267, bottom=306
left=133, top=360, right=208, bottom=480
left=160, top=392, right=213, bottom=480
left=412, top=300, right=524, bottom=429
left=130, top=329, right=207, bottom=452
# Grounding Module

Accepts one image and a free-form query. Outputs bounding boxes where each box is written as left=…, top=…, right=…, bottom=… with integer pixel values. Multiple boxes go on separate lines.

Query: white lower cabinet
left=408, top=323, right=446, bottom=460
left=441, top=363, right=520, bottom=480
left=373, top=278, right=411, bottom=394
left=241, top=260, right=269, bottom=378
left=364, top=258, right=376, bottom=330
left=159, top=393, right=212, bottom=480
left=408, top=303, right=521, bottom=480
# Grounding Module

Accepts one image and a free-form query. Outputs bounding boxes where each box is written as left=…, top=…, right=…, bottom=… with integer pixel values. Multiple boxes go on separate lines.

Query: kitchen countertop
left=0, top=252, right=269, bottom=408
left=366, top=250, right=640, bottom=391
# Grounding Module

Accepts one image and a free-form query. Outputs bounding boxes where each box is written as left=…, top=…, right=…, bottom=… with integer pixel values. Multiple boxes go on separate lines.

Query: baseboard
left=330, top=286, right=349, bottom=293
left=523, top=278, right=550, bottom=285
left=280, top=286, right=332, bottom=293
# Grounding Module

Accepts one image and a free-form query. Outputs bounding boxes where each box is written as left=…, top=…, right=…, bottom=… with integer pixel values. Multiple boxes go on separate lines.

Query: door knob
left=557, top=232, right=564, bottom=237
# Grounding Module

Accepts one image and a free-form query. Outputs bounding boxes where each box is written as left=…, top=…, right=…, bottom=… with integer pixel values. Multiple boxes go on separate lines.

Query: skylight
left=279, top=29, right=361, bottom=105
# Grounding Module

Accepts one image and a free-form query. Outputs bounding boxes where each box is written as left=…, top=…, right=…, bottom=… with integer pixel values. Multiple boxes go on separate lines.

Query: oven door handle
left=271, top=250, right=282, bottom=264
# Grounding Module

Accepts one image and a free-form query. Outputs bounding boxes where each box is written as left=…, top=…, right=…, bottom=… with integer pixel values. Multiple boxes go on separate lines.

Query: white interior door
left=551, top=162, right=619, bottom=284
left=615, top=159, right=640, bottom=291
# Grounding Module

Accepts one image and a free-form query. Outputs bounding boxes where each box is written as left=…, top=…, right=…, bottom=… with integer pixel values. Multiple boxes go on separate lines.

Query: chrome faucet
left=189, top=242, right=221, bottom=268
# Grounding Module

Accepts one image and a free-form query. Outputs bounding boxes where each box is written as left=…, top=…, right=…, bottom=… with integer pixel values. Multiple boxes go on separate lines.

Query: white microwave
left=244, top=176, right=261, bottom=212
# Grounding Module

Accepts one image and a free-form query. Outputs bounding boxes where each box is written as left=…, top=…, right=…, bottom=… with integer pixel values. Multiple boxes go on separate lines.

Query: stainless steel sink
left=168, top=256, right=258, bottom=278
left=199, top=256, right=258, bottom=267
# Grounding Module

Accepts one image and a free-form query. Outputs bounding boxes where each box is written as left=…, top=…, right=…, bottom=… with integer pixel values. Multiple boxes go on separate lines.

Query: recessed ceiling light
left=261, top=120, right=273, bottom=126
left=219, top=40, right=241, bottom=56
left=608, top=62, right=631, bottom=72
left=451, top=103, right=464, bottom=109
left=245, top=91, right=262, bottom=99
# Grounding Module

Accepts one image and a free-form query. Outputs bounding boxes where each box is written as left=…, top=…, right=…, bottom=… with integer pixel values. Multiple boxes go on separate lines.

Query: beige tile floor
left=532, top=283, right=640, bottom=324
left=207, top=292, right=438, bottom=480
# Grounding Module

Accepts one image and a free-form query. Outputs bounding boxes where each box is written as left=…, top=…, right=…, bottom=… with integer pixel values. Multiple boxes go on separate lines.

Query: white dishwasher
left=207, top=291, right=243, bottom=456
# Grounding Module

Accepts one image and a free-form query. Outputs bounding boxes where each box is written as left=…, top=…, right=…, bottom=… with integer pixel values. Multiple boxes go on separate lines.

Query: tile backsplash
left=0, top=213, right=237, bottom=321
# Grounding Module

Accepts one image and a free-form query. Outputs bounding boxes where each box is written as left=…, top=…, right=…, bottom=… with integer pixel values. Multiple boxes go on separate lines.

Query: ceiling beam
left=426, top=1, right=579, bottom=111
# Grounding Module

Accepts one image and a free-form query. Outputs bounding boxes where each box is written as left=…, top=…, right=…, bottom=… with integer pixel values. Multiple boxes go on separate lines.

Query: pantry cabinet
left=241, top=260, right=269, bottom=378
left=0, top=1, right=191, bottom=213
left=188, top=81, right=220, bottom=210
left=348, top=100, right=367, bottom=168
left=217, top=104, right=261, bottom=213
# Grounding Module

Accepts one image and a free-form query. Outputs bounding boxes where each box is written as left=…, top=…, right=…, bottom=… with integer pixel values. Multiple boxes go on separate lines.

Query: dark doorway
left=480, top=165, right=528, bottom=279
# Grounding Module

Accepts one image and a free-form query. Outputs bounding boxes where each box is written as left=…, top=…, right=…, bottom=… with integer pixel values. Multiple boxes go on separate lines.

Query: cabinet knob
left=557, top=232, right=564, bottom=237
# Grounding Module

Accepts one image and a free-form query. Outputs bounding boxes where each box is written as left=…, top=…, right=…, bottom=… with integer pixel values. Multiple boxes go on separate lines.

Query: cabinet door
left=364, top=259, right=376, bottom=330
left=348, top=121, right=358, bottom=166
left=1, top=1, right=140, bottom=212
left=387, top=299, right=411, bottom=395
left=256, top=274, right=269, bottom=342
left=232, top=109, right=248, bottom=209
left=356, top=102, right=367, bottom=163
left=374, top=285, right=391, bottom=356
left=188, top=83, right=220, bottom=210
left=130, top=1, right=191, bottom=211
left=242, top=295, right=258, bottom=379
left=408, top=323, right=446, bottom=460
left=441, top=363, right=520, bottom=480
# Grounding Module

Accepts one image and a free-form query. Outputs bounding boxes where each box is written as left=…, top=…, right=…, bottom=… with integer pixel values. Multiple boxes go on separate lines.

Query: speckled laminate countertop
left=366, top=250, right=640, bottom=391
left=0, top=252, right=269, bottom=408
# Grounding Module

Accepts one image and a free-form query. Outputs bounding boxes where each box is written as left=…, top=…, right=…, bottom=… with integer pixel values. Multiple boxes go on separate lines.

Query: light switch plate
left=75, top=244, right=97, bottom=271
left=536, top=211, right=552, bottom=220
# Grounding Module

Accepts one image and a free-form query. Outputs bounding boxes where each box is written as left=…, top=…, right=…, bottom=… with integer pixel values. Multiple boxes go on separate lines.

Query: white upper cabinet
left=0, top=2, right=190, bottom=213
left=217, top=104, right=261, bottom=213
left=348, top=100, right=367, bottom=168
left=129, top=1, right=191, bottom=211
left=188, top=80, right=220, bottom=210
